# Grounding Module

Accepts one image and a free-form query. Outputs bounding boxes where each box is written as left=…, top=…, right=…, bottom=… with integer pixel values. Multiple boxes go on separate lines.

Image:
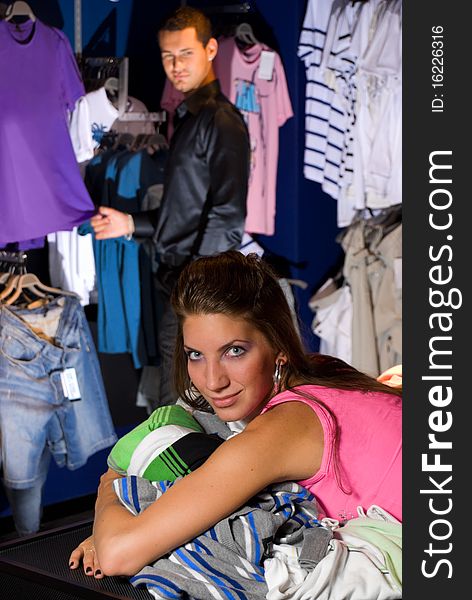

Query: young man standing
left=91, top=7, right=250, bottom=406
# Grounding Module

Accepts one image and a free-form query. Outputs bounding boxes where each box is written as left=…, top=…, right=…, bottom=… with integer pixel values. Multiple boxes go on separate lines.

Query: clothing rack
left=80, top=56, right=166, bottom=124
left=0, top=250, right=28, bottom=273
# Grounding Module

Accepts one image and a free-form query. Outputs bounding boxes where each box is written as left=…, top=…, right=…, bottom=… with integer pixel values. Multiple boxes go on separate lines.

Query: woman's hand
left=68, top=535, right=104, bottom=579
left=68, top=469, right=122, bottom=578
left=90, top=206, right=134, bottom=240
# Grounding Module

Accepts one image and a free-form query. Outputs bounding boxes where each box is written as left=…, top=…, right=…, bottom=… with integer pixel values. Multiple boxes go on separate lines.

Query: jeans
left=0, top=295, right=117, bottom=533
left=3, top=447, right=51, bottom=536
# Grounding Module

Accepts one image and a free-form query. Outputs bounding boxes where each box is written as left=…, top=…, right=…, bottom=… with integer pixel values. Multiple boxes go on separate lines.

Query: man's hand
left=91, top=206, right=134, bottom=240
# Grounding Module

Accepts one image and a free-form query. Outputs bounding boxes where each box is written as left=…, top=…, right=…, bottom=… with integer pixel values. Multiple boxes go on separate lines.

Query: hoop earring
left=273, top=360, right=283, bottom=395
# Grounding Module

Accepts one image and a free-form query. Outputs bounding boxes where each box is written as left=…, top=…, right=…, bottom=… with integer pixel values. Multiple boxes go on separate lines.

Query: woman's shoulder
left=262, top=384, right=400, bottom=420
left=260, top=386, right=336, bottom=429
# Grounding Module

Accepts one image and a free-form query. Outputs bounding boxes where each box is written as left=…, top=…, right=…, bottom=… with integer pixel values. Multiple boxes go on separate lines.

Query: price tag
left=60, top=368, right=82, bottom=401
left=258, top=50, right=275, bottom=81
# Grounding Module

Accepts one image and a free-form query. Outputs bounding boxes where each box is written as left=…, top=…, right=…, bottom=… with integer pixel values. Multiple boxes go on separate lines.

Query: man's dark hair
left=158, top=6, right=212, bottom=47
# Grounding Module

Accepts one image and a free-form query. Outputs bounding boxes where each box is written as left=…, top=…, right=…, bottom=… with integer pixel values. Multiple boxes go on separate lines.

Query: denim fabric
left=0, top=295, right=117, bottom=490
left=3, top=447, right=51, bottom=536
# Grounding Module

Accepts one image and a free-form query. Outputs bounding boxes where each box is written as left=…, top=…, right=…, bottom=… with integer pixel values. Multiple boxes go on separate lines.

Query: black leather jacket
left=150, top=80, right=250, bottom=268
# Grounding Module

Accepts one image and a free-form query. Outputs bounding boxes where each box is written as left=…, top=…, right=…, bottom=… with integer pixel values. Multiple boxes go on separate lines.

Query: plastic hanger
left=2, top=273, right=78, bottom=306
left=0, top=274, right=21, bottom=300
left=235, top=22, right=259, bottom=46
left=5, top=1, right=36, bottom=22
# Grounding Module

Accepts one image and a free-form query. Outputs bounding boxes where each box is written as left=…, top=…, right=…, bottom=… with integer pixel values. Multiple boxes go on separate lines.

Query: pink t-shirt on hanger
left=214, top=37, right=293, bottom=236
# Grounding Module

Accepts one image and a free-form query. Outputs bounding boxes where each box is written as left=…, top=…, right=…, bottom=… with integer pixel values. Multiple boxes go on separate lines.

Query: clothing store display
left=213, top=37, right=293, bottom=236
left=0, top=18, right=95, bottom=246
left=68, top=87, right=119, bottom=162
left=3, top=448, right=51, bottom=537
left=298, top=0, right=402, bottom=227
left=341, top=215, right=402, bottom=376
left=87, top=230, right=146, bottom=367
left=352, top=0, right=402, bottom=212
left=0, top=10, right=403, bottom=589
left=68, top=88, right=157, bottom=163
left=0, top=295, right=117, bottom=533
left=298, top=0, right=343, bottom=198
left=81, top=144, right=167, bottom=367
left=309, top=206, right=402, bottom=376
left=261, top=384, right=402, bottom=522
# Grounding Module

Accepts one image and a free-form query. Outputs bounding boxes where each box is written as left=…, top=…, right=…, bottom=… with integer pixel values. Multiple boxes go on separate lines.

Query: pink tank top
left=261, top=385, right=402, bottom=522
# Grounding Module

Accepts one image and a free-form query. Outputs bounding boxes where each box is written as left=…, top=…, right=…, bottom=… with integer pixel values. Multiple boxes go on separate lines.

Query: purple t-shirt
left=0, top=19, right=95, bottom=246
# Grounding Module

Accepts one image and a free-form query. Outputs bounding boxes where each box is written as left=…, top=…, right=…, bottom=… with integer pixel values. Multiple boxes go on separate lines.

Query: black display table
left=0, top=519, right=151, bottom=599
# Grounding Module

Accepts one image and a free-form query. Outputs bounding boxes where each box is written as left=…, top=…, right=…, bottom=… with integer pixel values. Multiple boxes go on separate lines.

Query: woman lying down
left=69, top=251, right=402, bottom=595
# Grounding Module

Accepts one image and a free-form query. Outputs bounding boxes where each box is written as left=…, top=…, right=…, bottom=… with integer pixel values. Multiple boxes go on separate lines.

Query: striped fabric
left=108, top=404, right=223, bottom=481
left=114, top=477, right=332, bottom=600
left=298, top=0, right=345, bottom=200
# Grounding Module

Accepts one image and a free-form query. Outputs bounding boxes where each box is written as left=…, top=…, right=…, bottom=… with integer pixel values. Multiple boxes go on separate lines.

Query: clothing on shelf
left=298, top=0, right=402, bottom=227
left=0, top=16, right=95, bottom=247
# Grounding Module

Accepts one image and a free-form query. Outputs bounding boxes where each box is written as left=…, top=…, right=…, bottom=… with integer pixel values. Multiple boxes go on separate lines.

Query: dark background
left=403, top=1, right=467, bottom=598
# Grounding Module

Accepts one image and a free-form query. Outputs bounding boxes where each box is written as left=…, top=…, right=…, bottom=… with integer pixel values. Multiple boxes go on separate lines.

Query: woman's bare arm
left=71, top=401, right=323, bottom=577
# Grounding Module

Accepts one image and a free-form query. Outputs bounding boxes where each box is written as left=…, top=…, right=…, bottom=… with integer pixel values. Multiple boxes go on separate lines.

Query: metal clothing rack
left=0, top=250, right=28, bottom=274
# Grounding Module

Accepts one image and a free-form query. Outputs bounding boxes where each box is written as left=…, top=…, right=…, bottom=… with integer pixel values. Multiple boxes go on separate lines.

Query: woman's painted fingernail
left=95, top=570, right=102, bottom=576
left=69, top=561, right=74, bottom=567
left=86, top=567, right=92, bottom=573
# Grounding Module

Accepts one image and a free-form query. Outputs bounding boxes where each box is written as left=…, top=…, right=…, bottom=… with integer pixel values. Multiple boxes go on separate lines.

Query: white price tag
left=258, top=50, right=275, bottom=81
left=60, top=368, right=82, bottom=401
